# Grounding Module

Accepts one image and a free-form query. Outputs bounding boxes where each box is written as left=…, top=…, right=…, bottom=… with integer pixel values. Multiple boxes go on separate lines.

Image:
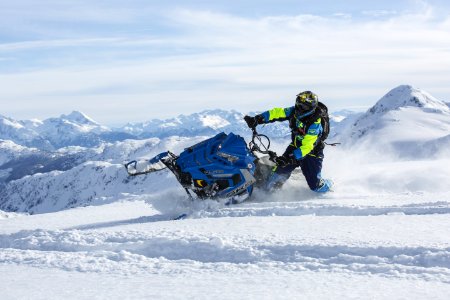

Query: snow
left=1, top=195, right=449, bottom=299
left=0, top=210, right=26, bottom=220
left=369, top=85, right=449, bottom=114
left=334, top=86, right=450, bottom=159
left=1, top=149, right=450, bottom=298
left=200, top=114, right=231, bottom=129
left=0, top=140, right=38, bottom=166
left=0, top=85, right=450, bottom=299
left=62, top=111, right=100, bottom=126
left=1, top=117, right=24, bottom=129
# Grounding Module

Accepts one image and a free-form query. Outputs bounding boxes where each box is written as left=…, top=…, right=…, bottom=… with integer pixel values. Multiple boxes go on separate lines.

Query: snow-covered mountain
left=34, top=111, right=111, bottom=149
left=336, top=85, right=450, bottom=159
left=119, top=109, right=294, bottom=139
left=368, top=85, right=449, bottom=114
left=0, top=106, right=347, bottom=189
left=0, top=140, right=39, bottom=166
left=0, top=136, right=208, bottom=212
left=0, top=111, right=136, bottom=150
left=0, top=115, right=53, bottom=150
left=1, top=109, right=290, bottom=152
left=0, top=161, right=172, bottom=214
left=2, top=85, right=450, bottom=213
left=120, top=110, right=242, bottom=137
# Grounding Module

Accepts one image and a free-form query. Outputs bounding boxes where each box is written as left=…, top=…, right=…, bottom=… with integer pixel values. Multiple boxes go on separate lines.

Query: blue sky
left=1, top=0, right=450, bottom=125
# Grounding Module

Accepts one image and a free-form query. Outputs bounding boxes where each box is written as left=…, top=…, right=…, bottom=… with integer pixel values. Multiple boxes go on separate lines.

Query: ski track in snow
left=192, top=200, right=450, bottom=218
left=0, top=226, right=449, bottom=283
left=1, top=194, right=450, bottom=285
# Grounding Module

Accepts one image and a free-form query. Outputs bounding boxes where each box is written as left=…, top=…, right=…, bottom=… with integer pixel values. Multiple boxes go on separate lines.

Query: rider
left=244, top=91, right=332, bottom=193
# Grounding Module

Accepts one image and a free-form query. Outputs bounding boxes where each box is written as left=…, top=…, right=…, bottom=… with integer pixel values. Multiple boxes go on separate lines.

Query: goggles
left=295, top=92, right=318, bottom=111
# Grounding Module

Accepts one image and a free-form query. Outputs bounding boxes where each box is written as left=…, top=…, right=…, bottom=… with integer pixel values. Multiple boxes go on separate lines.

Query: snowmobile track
left=188, top=200, right=450, bottom=219
left=1, top=227, right=449, bottom=283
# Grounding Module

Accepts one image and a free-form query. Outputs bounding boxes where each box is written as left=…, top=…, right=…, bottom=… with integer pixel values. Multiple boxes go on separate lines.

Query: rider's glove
left=274, top=155, right=295, bottom=168
left=244, top=115, right=264, bottom=129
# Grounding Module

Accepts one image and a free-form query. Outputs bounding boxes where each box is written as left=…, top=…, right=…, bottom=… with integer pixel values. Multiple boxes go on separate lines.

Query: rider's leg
left=298, top=149, right=332, bottom=193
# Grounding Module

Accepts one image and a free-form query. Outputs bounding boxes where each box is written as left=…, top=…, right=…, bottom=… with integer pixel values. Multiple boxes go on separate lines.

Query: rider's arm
left=259, top=106, right=295, bottom=123
left=292, top=118, right=323, bottom=159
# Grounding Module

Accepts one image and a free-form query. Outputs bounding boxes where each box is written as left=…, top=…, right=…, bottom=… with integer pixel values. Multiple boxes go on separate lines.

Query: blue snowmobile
left=124, top=129, right=277, bottom=203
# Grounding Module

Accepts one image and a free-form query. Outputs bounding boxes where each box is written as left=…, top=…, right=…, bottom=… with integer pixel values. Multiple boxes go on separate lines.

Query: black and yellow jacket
left=259, top=106, right=324, bottom=160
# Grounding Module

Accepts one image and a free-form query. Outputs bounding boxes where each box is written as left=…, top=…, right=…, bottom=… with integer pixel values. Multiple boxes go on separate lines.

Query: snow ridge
left=1, top=230, right=449, bottom=280
left=334, top=85, right=450, bottom=154
left=369, top=85, right=449, bottom=114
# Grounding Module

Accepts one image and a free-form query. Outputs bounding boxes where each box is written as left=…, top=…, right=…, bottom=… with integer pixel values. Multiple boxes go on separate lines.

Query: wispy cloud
left=361, top=10, right=398, bottom=17
left=1, top=2, right=450, bottom=124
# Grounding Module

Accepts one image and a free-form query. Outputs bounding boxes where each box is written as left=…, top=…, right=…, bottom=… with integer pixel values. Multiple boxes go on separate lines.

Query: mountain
left=0, top=111, right=129, bottom=184
left=0, top=135, right=211, bottom=212
left=0, top=111, right=138, bottom=151
left=329, top=109, right=363, bottom=123
left=368, top=85, right=449, bottom=114
left=0, top=140, right=39, bottom=166
left=1, top=109, right=291, bottom=151
left=5, top=84, right=449, bottom=213
left=337, top=85, right=450, bottom=158
left=0, top=115, right=53, bottom=150
left=33, top=111, right=112, bottom=149
left=0, top=107, right=351, bottom=154
left=119, top=109, right=292, bottom=139
left=0, top=161, right=172, bottom=214
left=0, top=150, right=87, bottom=185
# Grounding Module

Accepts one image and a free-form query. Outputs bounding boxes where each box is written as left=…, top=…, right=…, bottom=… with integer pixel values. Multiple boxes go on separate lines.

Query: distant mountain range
left=2, top=106, right=355, bottom=152
left=1, top=85, right=449, bottom=213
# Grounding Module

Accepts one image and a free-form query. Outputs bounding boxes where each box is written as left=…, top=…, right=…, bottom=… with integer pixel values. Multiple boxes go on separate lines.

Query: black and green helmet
left=295, top=91, right=319, bottom=112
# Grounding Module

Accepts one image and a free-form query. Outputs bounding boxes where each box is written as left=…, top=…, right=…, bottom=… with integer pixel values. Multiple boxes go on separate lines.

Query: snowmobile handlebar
left=249, top=128, right=277, bottom=159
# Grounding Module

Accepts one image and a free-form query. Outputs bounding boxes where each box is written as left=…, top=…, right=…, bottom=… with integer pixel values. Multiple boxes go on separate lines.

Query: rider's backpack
left=299, top=101, right=329, bottom=142
left=316, top=102, right=329, bottom=142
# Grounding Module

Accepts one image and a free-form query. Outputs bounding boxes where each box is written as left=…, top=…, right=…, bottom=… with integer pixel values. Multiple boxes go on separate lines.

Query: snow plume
left=324, top=146, right=450, bottom=196
left=319, top=85, right=450, bottom=196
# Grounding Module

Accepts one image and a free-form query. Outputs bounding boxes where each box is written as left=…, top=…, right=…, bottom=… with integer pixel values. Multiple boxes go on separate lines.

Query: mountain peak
left=369, top=85, right=449, bottom=114
left=61, top=111, right=99, bottom=125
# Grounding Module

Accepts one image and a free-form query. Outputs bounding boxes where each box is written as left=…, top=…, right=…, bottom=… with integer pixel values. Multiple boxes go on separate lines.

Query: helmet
left=295, top=91, right=318, bottom=113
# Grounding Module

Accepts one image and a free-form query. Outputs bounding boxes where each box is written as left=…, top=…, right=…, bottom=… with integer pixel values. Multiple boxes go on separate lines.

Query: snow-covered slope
left=337, top=85, right=450, bottom=158
left=0, top=116, right=53, bottom=150
left=0, top=140, right=39, bottom=166
left=0, top=161, right=179, bottom=214
left=0, top=85, right=449, bottom=299
left=368, top=85, right=449, bottom=114
left=0, top=136, right=210, bottom=213
left=1, top=187, right=450, bottom=299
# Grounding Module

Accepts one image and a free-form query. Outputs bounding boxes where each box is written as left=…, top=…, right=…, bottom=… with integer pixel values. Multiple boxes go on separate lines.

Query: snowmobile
left=124, top=129, right=277, bottom=203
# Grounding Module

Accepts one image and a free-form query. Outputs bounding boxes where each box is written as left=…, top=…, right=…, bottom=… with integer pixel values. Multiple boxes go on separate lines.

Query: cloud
left=1, top=4, right=450, bottom=124
left=361, top=10, right=398, bottom=17
left=0, top=38, right=126, bottom=51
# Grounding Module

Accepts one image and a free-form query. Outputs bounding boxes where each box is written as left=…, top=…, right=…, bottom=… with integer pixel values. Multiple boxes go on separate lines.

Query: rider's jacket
left=259, top=106, right=323, bottom=160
